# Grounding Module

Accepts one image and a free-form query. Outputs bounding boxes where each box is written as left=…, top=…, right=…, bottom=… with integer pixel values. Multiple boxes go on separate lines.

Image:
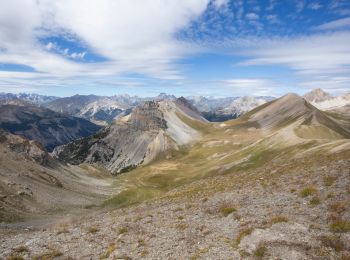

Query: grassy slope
left=104, top=110, right=350, bottom=208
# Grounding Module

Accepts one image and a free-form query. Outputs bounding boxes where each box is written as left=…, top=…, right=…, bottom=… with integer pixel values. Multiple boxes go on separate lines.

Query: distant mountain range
left=1, top=92, right=276, bottom=124
left=0, top=92, right=58, bottom=105
left=0, top=88, right=347, bottom=153
left=303, top=88, right=350, bottom=111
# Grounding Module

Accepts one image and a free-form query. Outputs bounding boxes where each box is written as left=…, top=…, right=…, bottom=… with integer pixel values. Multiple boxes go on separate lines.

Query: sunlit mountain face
left=0, top=0, right=349, bottom=97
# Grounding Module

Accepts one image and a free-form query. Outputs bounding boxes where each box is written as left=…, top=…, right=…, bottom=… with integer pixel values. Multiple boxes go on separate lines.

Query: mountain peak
left=247, top=92, right=313, bottom=129
left=303, top=88, right=332, bottom=103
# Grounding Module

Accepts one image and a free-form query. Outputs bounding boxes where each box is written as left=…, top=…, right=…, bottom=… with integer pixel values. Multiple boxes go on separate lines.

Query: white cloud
left=0, top=0, right=212, bottom=84
left=266, top=0, right=277, bottom=11
left=70, top=52, right=86, bottom=60
left=239, top=32, right=350, bottom=76
left=299, top=76, right=350, bottom=94
left=222, top=78, right=276, bottom=95
left=231, top=31, right=350, bottom=92
left=266, top=14, right=280, bottom=24
left=246, top=13, right=259, bottom=20
left=296, top=0, right=305, bottom=12
left=213, top=0, right=229, bottom=8
left=314, top=17, right=350, bottom=30
left=308, top=2, right=322, bottom=10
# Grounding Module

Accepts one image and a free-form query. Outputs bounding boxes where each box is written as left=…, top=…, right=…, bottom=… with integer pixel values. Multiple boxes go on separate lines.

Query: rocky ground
left=1, top=151, right=349, bottom=260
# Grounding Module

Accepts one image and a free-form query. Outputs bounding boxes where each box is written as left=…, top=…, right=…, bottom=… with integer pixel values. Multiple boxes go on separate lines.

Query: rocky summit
left=53, top=98, right=206, bottom=174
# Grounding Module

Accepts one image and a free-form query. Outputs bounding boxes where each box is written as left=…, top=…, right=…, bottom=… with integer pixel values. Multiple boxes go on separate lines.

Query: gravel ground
left=1, top=155, right=349, bottom=260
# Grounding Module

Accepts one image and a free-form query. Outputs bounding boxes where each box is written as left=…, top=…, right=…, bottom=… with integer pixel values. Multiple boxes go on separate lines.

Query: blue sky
left=0, top=0, right=349, bottom=97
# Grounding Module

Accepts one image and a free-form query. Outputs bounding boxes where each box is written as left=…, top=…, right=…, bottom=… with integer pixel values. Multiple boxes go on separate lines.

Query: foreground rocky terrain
left=0, top=93, right=349, bottom=259
left=1, top=143, right=349, bottom=259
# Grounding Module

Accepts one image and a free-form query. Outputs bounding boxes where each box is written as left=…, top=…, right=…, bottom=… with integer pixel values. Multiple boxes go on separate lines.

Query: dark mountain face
left=0, top=104, right=102, bottom=151
left=201, top=111, right=238, bottom=122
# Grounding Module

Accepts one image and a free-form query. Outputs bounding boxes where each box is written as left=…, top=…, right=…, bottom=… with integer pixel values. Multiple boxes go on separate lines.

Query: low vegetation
left=300, top=187, right=317, bottom=197
left=8, top=256, right=24, bottom=260
left=323, top=176, right=337, bottom=186
left=32, top=249, right=63, bottom=260
left=100, top=244, right=117, bottom=259
left=269, top=215, right=288, bottom=225
left=329, top=201, right=347, bottom=214
left=330, top=220, right=350, bottom=233
left=219, top=206, right=237, bottom=217
left=254, top=243, right=267, bottom=258
left=118, top=227, right=128, bottom=234
left=12, top=246, right=29, bottom=253
left=319, top=235, right=345, bottom=252
left=236, top=227, right=254, bottom=245
left=87, top=226, right=99, bottom=234
left=309, top=196, right=321, bottom=206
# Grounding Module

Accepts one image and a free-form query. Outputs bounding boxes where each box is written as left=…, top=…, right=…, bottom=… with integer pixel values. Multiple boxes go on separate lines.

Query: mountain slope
left=0, top=104, right=101, bottom=151
left=0, top=130, right=114, bottom=222
left=54, top=98, right=208, bottom=174
left=245, top=93, right=350, bottom=140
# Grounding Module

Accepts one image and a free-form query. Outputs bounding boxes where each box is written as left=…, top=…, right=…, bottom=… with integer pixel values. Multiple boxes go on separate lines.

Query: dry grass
left=56, top=226, right=70, bottom=235
left=12, top=246, right=29, bottom=253
left=300, top=187, right=317, bottom=197
left=236, top=227, right=254, bottom=245
left=330, top=220, right=350, bottom=233
left=310, top=196, right=321, bottom=206
left=8, top=256, right=25, bottom=260
left=323, top=176, right=337, bottom=186
left=87, top=226, right=99, bottom=234
left=269, top=215, right=288, bottom=225
left=118, top=227, right=128, bottom=234
left=329, top=201, right=347, bottom=214
left=32, top=249, right=63, bottom=260
left=100, top=244, right=116, bottom=259
left=254, top=243, right=267, bottom=258
left=319, top=235, right=345, bottom=252
left=219, top=206, right=237, bottom=217
left=176, top=223, right=188, bottom=230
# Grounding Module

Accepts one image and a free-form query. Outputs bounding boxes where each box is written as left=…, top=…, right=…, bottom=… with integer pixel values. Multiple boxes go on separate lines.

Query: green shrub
left=87, top=226, right=99, bottom=234
left=300, top=187, right=317, bottom=197
left=219, top=206, right=237, bottom=217
left=254, top=244, right=267, bottom=257
left=118, top=227, right=128, bottom=234
left=310, top=196, right=321, bottom=206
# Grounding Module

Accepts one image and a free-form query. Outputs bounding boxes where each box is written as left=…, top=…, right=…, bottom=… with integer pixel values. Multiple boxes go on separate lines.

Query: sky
left=0, top=0, right=350, bottom=97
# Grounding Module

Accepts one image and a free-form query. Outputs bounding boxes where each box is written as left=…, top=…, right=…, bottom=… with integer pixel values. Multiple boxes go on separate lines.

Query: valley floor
left=1, top=151, right=349, bottom=259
